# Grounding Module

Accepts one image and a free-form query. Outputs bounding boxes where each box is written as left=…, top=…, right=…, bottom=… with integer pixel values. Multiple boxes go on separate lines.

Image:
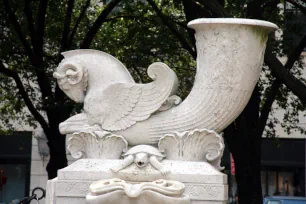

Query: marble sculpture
left=47, top=18, right=278, bottom=204
left=110, top=145, right=170, bottom=175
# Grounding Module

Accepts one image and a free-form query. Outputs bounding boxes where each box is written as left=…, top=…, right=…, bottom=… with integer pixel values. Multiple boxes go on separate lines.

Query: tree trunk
left=224, top=2, right=264, bottom=203
left=176, top=1, right=264, bottom=202
left=45, top=105, right=72, bottom=179
left=46, top=128, right=68, bottom=179
left=224, top=86, right=263, bottom=204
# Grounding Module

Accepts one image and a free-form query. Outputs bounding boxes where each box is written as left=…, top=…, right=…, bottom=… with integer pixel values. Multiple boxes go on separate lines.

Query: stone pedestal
left=46, top=159, right=228, bottom=204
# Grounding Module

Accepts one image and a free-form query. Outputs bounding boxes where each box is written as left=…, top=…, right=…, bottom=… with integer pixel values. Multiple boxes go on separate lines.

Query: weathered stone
left=47, top=18, right=278, bottom=204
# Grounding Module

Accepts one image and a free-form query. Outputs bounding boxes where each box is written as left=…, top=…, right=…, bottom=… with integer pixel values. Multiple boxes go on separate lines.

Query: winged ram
left=53, top=50, right=181, bottom=145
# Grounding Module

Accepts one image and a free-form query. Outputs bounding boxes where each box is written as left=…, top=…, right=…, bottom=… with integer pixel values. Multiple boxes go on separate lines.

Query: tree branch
left=286, top=0, right=306, bottom=15
left=56, top=0, right=76, bottom=105
left=262, top=0, right=281, bottom=10
left=34, top=0, right=49, bottom=57
left=60, top=0, right=75, bottom=52
left=67, top=0, right=91, bottom=49
left=146, top=0, right=196, bottom=59
left=103, top=15, right=139, bottom=22
left=257, top=80, right=281, bottom=136
left=285, top=33, right=306, bottom=69
left=56, top=0, right=89, bottom=102
left=264, top=37, right=306, bottom=106
left=24, top=0, right=36, bottom=48
left=0, top=62, right=49, bottom=132
left=268, top=65, right=306, bottom=105
left=80, top=0, right=122, bottom=49
left=3, top=0, right=35, bottom=63
left=249, top=0, right=306, bottom=138
left=192, top=0, right=228, bottom=17
left=181, top=0, right=203, bottom=52
left=258, top=32, right=306, bottom=134
left=30, top=0, right=54, bottom=107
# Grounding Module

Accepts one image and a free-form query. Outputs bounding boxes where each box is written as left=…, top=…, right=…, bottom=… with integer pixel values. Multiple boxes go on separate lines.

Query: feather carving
left=92, top=62, right=179, bottom=131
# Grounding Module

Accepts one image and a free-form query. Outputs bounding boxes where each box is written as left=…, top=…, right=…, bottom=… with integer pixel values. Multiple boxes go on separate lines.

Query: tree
left=1, top=0, right=305, bottom=203
left=149, top=0, right=306, bottom=203
left=0, top=0, right=123, bottom=179
left=155, top=1, right=306, bottom=203
left=0, top=0, right=194, bottom=179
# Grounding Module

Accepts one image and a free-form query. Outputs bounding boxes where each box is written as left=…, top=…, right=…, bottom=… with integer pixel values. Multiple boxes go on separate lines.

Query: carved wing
left=101, top=62, right=178, bottom=131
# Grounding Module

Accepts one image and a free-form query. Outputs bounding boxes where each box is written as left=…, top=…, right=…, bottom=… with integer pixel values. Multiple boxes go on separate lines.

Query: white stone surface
left=48, top=18, right=277, bottom=204
left=86, top=178, right=189, bottom=204
left=52, top=180, right=226, bottom=200
left=187, top=18, right=278, bottom=29
left=111, top=145, right=169, bottom=174
left=55, top=58, right=179, bottom=146
left=87, top=191, right=190, bottom=204
left=159, top=129, right=224, bottom=170
left=46, top=178, right=57, bottom=204
left=67, top=131, right=128, bottom=159
left=57, top=159, right=227, bottom=184
left=46, top=159, right=228, bottom=203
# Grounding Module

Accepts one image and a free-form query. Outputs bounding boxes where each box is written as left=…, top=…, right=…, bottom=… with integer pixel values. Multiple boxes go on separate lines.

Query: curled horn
left=53, top=72, right=66, bottom=79
left=58, top=60, right=83, bottom=85
left=53, top=58, right=88, bottom=91
left=53, top=59, right=88, bottom=91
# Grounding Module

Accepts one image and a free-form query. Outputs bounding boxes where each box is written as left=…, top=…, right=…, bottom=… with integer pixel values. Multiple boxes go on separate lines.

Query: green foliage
left=259, top=2, right=306, bottom=137
left=91, top=0, right=195, bottom=98
left=0, top=0, right=305, bottom=139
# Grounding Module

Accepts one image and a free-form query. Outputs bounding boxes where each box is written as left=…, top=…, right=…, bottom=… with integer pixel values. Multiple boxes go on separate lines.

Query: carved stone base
left=46, top=159, right=228, bottom=204
left=86, top=178, right=190, bottom=204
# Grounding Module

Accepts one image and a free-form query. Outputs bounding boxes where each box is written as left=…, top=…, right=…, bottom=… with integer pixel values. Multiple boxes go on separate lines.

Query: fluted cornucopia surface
left=117, top=19, right=278, bottom=145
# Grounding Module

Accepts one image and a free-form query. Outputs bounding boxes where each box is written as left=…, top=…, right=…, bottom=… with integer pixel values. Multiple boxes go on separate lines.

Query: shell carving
left=158, top=129, right=224, bottom=170
left=67, top=131, right=128, bottom=159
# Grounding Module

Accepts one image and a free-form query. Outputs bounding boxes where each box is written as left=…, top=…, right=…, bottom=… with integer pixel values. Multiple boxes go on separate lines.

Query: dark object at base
left=19, top=187, right=46, bottom=204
